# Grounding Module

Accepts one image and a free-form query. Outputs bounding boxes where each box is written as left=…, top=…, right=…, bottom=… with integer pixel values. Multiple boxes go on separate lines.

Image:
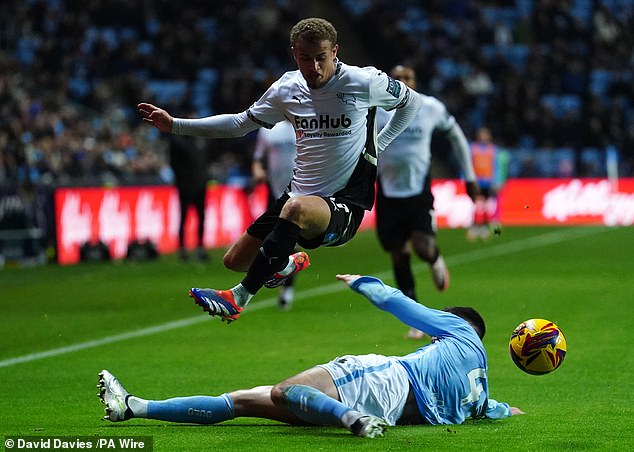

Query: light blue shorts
left=318, top=353, right=410, bottom=426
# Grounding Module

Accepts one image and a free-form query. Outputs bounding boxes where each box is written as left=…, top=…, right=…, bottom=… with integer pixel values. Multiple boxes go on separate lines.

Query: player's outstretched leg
left=98, top=370, right=236, bottom=424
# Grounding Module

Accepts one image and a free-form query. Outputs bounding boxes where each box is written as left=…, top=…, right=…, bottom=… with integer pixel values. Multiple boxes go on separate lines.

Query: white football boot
left=350, top=415, right=389, bottom=438
left=98, top=370, right=133, bottom=421
left=430, top=255, right=450, bottom=291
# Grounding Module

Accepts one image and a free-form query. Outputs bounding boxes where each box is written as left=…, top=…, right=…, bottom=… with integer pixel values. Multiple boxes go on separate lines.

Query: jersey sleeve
left=349, top=276, right=471, bottom=338
left=485, top=398, right=512, bottom=419
left=446, top=122, right=477, bottom=182
left=368, top=69, right=410, bottom=111
left=428, top=97, right=456, bottom=133
left=172, top=111, right=259, bottom=138
left=246, top=79, right=288, bottom=129
left=424, top=96, right=476, bottom=182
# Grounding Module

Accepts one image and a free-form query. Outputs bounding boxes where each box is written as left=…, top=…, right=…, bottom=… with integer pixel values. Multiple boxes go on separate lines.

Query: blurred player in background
left=376, top=65, right=479, bottom=339
left=138, top=18, right=423, bottom=323
left=168, top=134, right=210, bottom=262
left=99, top=274, right=522, bottom=438
left=251, top=120, right=297, bottom=309
left=468, top=127, right=506, bottom=240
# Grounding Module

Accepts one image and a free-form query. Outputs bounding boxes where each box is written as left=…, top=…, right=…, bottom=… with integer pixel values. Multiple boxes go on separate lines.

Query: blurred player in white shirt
left=251, top=121, right=298, bottom=309
left=139, top=18, right=423, bottom=322
left=376, top=65, right=479, bottom=339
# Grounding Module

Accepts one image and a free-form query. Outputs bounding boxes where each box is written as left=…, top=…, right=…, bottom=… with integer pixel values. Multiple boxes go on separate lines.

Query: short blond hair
left=290, top=18, right=337, bottom=46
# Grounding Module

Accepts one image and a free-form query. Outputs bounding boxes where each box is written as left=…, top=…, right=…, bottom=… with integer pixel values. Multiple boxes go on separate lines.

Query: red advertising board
left=54, top=179, right=634, bottom=265
left=430, top=178, right=634, bottom=227
left=54, top=184, right=269, bottom=265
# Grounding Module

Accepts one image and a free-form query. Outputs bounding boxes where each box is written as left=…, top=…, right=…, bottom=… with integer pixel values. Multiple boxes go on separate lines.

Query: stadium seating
left=1, top=0, right=632, bottom=187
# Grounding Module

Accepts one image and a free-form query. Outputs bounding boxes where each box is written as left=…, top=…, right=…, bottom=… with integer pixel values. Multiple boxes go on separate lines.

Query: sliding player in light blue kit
left=99, top=274, right=522, bottom=438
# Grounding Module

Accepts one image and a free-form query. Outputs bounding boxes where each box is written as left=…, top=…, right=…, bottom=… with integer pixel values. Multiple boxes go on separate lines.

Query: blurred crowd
left=0, top=0, right=632, bottom=189
left=0, top=0, right=300, bottom=187
left=344, top=0, right=633, bottom=177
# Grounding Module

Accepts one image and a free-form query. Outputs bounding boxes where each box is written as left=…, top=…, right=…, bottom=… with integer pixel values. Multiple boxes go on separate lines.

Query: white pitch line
left=0, top=226, right=608, bottom=368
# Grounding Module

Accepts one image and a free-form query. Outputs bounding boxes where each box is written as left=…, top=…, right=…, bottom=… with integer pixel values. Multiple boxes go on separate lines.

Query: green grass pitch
left=1, top=226, right=633, bottom=451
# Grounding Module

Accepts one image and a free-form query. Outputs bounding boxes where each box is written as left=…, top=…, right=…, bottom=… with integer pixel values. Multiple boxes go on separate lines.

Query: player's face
left=292, top=39, right=338, bottom=89
left=391, top=66, right=416, bottom=89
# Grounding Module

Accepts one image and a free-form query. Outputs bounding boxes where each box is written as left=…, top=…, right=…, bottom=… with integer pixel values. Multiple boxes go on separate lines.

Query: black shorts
left=247, top=193, right=365, bottom=249
left=375, top=178, right=436, bottom=251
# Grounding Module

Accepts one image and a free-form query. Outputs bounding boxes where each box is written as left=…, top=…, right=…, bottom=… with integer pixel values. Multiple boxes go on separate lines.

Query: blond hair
left=290, top=18, right=337, bottom=46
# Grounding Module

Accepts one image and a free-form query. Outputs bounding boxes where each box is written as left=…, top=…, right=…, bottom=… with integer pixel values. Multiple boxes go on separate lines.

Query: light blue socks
left=282, top=385, right=360, bottom=428
left=143, top=394, right=234, bottom=424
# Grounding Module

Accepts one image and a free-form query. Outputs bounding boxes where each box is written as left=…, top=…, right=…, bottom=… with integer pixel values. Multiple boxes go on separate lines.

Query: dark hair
left=290, top=18, right=337, bottom=46
left=444, top=307, right=486, bottom=340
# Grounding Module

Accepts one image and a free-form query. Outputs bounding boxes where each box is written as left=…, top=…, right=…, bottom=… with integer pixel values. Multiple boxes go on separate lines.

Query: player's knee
left=222, top=251, right=237, bottom=270
left=223, top=250, right=247, bottom=271
left=412, top=235, right=436, bottom=261
left=270, top=382, right=291, bottom=407
left=390, top=249, right=410, bottom=266
left=279, top=197, right=305, bottom=222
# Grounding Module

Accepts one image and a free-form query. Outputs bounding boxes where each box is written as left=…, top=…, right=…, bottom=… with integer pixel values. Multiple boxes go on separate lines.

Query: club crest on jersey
left=337, top=92, right=356, bottom=105
left=386, top=76, right=402, bottom=98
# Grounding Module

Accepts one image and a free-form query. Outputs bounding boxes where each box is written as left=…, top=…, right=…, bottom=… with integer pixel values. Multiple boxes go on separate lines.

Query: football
left=509, top=318, right=567, bottom=375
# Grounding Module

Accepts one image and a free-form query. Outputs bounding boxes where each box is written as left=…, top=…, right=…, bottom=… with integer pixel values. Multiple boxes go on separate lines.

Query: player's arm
left=336, top=274, right=464, bottom=338
left=369, top=72, right=423, bottom=152
left=138, top=103, right=260, bottom=138
left=376, top=90, right=422, bottom=152
left=431, top=103, right=480, bottom=202
left=445, top=123, right=480, bottom=202
left=251, top=132, right=269, bottom=184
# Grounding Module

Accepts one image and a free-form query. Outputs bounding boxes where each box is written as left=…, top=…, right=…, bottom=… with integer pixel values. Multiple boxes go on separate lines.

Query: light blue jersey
left=350, top=276, right=511, bottom=425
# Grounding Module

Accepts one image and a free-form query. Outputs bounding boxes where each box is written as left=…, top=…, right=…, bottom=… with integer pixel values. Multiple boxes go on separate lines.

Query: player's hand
left=510, top=407, right=525, bottom=416
left=465, top=181, right=481, bottom=203
left=251, top=162, right=268, bottom=185
left=138, top=102, right=173, bottom=132
left=336, top=274, right=361, bottom=286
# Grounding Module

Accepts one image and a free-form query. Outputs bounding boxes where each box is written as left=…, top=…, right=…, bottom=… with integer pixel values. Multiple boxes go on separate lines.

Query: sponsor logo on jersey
left=292, top=94, right=305, bottom=104
left=337, top=92, right=357, bottom=104
left=386, top=76, right=402, bottom=98
left=294, top=114, right=352, bottom=130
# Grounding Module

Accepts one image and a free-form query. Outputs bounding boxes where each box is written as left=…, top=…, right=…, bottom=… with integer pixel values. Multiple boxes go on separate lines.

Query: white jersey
left=377, top=94, right=455, bottom=198
left=246, top=60, right=413, bottom=208
left=253, top=121, right=297, bottom=198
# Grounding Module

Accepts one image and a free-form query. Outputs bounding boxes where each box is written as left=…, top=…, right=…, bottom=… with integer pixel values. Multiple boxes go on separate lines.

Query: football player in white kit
left=251, top=120, right=298, bottom=310
left=138, top=18, right=423, bottom=322
left=376, top=65, right=479, bottom=339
